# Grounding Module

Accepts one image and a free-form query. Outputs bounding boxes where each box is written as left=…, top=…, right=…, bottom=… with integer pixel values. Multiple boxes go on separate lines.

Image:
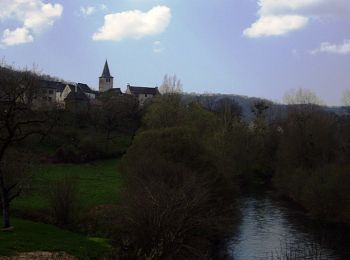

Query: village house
left=35, top=60, right=159, bottom=109
left=126, top=84, right=160, bottom=106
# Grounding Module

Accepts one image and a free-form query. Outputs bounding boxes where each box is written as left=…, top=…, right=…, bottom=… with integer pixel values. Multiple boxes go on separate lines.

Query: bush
left=47, top=175, right=80, bottom=228
left=301, top=165, right=350, bottom=223
left=114, top=127, right=238, bottom=258
left=53, top=144, right=80, bottom=163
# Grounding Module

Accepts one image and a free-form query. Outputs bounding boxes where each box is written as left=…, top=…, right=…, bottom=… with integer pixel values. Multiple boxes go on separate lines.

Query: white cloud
left=244, top=0, right=350, bottom=38
left=80, top=6, right=96, bottom=16
left=100, top=4, right=108, bottom=11
left=311, top=40, right=350, bottom=55
left=0, top=0, right=63, bottom=46
left=2, top=27, right=34, bottom=46
left=93, top=5, right=171, bottom=41
left=153, top=40, right=164, bottom=53
left=243, top=15, right=308, bottom=38
left=80, top=4, right=108, bottom=16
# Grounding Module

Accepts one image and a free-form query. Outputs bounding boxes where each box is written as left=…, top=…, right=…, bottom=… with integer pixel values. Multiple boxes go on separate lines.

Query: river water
left=228, top=191, right=350, bottom=260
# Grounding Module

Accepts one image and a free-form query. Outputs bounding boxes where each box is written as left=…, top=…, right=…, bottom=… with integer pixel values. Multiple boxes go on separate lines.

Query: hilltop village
left=37, top=60, right=160, bottom=110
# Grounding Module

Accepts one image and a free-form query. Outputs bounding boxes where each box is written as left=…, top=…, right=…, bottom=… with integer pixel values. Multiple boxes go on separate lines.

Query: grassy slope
left=13, top=159, right=122, bottom=211
left=2, top=159, right=121, bottom=258
left=0, top=218, right=110, bottom=259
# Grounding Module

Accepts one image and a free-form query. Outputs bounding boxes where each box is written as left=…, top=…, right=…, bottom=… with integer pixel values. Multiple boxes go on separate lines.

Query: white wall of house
left=85, top=93, right=95, bottom=99
left=57, top=85, right=72, bottom=102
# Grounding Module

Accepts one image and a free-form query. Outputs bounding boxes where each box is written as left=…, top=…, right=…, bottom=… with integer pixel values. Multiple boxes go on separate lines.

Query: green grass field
left=1, top=159, right=122, bottom=258
left=0, top=218, right=110, bottom=259
left=13, top=159, right=122, bottom=211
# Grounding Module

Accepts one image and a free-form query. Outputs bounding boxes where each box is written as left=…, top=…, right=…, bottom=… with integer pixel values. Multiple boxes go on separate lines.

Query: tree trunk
left=0, top=175, right=11, bottom=229
left=1, top=191, right=10, bottom=229
left=1, top=200, right=10, bottom=229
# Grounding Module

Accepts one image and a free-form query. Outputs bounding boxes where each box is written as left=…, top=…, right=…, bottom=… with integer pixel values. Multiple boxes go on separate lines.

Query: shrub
left=301, top=165, right=350, bottom=223
left=114, top=127, right=238, bottom=258
left=47, top=175, right=80, bottom=228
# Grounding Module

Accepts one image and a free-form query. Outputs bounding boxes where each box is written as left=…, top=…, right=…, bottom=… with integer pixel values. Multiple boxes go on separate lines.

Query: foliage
left=92, top=92, right=139, bottom=138
left=116, top=127, right=238, bottom=258
left=142, top=93, right=185, bottom=129
left=274, top=107, right=350, bottom=224
left=0, top=66, right=57, bottom=228
left=47, top=174, right=80, bottom=227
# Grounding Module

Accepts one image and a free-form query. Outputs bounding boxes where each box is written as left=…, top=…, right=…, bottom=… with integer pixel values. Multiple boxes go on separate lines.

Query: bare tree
left=159, top=74, right=183, bottom=94
left=283, top=88, right=324, bottom=106
left=0, top=66, right=51, bottom=229
left=341, top=89, right=350, bottom=107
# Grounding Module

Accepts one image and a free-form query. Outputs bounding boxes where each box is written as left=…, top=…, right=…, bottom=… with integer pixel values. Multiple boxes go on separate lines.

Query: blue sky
left=0, top=0, right=350, bottom=105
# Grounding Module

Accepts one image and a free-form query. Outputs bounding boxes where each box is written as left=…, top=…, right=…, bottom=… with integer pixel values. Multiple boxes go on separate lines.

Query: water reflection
left=229, top=191, right=350, bottom=260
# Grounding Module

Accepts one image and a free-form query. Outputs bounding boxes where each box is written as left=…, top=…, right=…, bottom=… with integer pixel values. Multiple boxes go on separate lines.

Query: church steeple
left=99, top=60, right=114, bottom=92
left=101, top=60, right=112, bottom=78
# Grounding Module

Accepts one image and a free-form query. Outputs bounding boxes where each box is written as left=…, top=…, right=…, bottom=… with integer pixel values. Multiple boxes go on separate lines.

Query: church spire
left=101, top=60, right=112, bottom=78
left=99, top=60, right=114, bottom=92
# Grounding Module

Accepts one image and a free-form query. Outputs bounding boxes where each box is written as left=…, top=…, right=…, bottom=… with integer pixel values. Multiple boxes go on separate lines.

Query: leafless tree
left=283, top=88, right=324, bottom=106
left=159, top=74, right=183, bottom=94
left=0, top=66, right=52, bottom=229
left=341, top=89, right=350, bottom=107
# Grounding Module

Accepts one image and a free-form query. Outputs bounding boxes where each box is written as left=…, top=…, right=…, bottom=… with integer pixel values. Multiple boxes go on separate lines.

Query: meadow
left=0, top=159, right=121, bottom=258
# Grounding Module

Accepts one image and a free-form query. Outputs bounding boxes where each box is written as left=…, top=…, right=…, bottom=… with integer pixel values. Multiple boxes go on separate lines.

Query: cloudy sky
left=0, top=0, right=350, bottom=105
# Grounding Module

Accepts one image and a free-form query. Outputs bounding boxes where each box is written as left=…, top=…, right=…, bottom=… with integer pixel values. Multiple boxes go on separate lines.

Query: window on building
left=106, top=78, right=110, bottom=83
left=49, top=90, right=53, bottom=94
left=48, top=97, right=52, bottom=102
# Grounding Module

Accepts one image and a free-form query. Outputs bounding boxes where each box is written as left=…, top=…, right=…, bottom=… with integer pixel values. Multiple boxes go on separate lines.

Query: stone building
left=99, top=60, right=113, bottom=92
left=126, top=84, right=160, bottom=106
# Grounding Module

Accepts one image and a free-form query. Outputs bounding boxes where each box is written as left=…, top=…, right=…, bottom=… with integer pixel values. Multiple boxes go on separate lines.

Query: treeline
left=114, top=93, right=241, bottom=258
left=40, top=91, right=141, bottom=163
left=274, top=105, right=350, bottom=224
left=112, top=86, right=350, bottom=257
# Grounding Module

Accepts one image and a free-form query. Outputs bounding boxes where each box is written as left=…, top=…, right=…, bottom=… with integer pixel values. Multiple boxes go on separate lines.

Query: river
left=228, top=190, right=350, bottom=260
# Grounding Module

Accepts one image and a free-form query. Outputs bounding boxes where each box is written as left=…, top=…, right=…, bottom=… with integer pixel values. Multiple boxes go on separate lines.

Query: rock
left=0, top=252, right=76, bottom=260
left=1, top=226, right=14, bottom=232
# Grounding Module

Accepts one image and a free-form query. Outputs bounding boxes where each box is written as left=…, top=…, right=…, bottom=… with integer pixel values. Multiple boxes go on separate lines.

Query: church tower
left=99, top=60, right=114, bottom=92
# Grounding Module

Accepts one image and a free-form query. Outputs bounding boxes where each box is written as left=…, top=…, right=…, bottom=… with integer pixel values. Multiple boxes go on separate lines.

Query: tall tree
left=92, top=92, right=139, bottom=149
left=0, top=66, right=51, bottom=229
left=159, top=74, right=183, bottom=94
left=341, top=89, right=350, bottom=107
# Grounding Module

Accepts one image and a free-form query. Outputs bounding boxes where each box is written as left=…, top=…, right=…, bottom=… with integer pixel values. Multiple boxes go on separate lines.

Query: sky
left=0, top=0, right=350, bottom=105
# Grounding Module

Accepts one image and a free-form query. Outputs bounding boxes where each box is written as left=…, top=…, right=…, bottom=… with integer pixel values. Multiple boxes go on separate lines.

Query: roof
left=39, top=80, right=65, bottom=92
left=64, top=89, right=89, bottom=101
left=128, top=85, right=159, bottom=96
left=64, top=84, right=89, bottom=101
left=106, top=88, right=122, bottom=95
left=100, top=60, right=113, bottom=78
left=77, top=83, right=95, bottom=94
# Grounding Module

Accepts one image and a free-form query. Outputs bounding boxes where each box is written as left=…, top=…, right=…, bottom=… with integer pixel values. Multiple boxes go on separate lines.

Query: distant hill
left=183, top=93, right=350, bottom=122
